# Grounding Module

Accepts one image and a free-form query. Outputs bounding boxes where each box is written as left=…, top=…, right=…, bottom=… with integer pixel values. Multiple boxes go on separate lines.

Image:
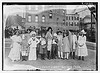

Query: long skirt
left=47, top=40, right=52, bottom=51
left=8, top=43, right=21, bottom=61
left=29, top=47, right=37, bottom=60
left=77, top=45, right=88, bottom=56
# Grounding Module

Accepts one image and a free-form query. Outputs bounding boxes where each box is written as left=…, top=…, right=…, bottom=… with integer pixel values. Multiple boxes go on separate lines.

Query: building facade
left=24, top=5, right=80, bottom=32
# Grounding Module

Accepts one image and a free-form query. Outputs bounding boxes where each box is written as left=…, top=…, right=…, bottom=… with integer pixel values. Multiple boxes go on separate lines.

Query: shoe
left=78, top=56, right=81, bottom=60
left=82, top=56, right=84, bottom=61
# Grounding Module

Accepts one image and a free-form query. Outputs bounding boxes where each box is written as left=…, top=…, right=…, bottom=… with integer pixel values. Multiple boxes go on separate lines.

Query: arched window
left=35, top=15, right=38, bottom=22
left=42, top=15, right=45, bottom=22
left=49, top=10, right=52, bottom=19
left=63, top=19, right=65, bottom=25
left=28, top=15, right=31, bottom=22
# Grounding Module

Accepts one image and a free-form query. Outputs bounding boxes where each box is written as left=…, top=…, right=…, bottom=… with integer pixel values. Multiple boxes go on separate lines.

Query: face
left=49, top=29, right=52, bottom=32
left=32, top=34, right=35, bottom=37
left=58, top=32, right=61, bottom=35
left=64, top=33, right=66, bottom=36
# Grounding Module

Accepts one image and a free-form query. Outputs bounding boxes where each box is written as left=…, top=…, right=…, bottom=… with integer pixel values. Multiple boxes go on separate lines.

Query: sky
left=3, top=5, right=93, bottom=18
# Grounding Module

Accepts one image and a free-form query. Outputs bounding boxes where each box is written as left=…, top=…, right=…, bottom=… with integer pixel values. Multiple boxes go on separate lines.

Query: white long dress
left=8, top=35, right=22, bottom=61
left=45, top=32, right=52, bottom=51
left=28, top=37, right=39, bottom=60
left=77, top=36, right=88, bottom=56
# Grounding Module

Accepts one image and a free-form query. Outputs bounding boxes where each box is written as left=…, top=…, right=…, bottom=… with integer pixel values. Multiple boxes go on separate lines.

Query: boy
left=40, top=32, right=46, bottom=60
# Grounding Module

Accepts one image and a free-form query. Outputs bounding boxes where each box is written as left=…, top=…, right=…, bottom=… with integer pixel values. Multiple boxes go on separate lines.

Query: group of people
left=8, top=27, right=88, bottom=62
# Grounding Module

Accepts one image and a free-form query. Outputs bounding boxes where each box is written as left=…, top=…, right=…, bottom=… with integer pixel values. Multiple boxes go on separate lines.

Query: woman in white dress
left=28, top=31, right=40, bottom=60
left=8, top=31, right=22, bottom=62
left=77, top=30, right=88, bottom=61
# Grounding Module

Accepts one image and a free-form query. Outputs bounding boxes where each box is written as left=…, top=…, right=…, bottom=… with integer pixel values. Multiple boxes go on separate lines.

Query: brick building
left=24, top=5, right=80, bottom=33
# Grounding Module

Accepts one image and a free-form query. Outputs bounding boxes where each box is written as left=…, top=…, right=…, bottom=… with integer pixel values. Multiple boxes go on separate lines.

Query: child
left=51, top=33, right=58, bottom=59
left=40, top=32, right=47, bottom=60
left=21, top=30, right=29, bottom=61
left=57, top=31, right=63, bottom=59
left=62, top=32, right=70, bottom=60
left=28, top=31, right=40, bottom=60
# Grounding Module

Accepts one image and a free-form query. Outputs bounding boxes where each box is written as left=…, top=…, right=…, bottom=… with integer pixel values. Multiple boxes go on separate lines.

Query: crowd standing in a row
left=8, top=27, right=88, bottom=62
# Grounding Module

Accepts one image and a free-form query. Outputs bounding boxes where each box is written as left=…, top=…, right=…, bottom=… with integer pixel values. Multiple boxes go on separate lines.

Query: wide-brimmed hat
left=53, top=33, right=57, bottom=36
left=81, top=30, right=86, bottom=34
left=30, top=31, right=36, bottom=36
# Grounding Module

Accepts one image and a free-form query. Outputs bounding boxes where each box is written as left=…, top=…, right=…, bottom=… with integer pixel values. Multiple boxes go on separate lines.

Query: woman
left=8, top=30, right=22, bottom=62
left=28, top=31, right=40, bottom=60
left=45, top=27, right=53, bottom=60
left=62, top=32, right=70, bottom=60
left=77, top=30, right=88, bottom=61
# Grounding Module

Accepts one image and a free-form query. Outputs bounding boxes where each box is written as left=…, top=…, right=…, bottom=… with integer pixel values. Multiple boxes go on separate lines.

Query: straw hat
left=81, top=30, right=86, bottom=34
left=53, top=33, right=57, bottom=36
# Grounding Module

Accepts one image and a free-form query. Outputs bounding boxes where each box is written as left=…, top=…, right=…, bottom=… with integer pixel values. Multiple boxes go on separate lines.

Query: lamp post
left=87, top=5, right=96, bottom=42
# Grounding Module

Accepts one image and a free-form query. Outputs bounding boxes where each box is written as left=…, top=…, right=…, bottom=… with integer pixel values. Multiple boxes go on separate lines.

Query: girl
left=62, top=32, right=70, bottom=60
left=57, top=31, right=63, bottom=59
left=51, top=33, right=58, bottom=59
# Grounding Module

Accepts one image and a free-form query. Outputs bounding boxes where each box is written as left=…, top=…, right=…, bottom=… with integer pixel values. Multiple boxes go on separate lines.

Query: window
left=77, top=22, right=79, bottom=26
left=63, top=10, right=65, bottom=14
left=63, top=19, right=65, bottom=25
left=66, top=16, right=68, bottom=20
left=74, top=17, right=76, bottom=20
left=71, top=22, right=73, bottom=26
left=69, top=22, right=70, bottom=26
left=42, top=15, right=45, bottom=22
left=72, top=16, right=73, bottom=20
left=35, top=15, right=38, bottom=22
left=49, top=10, right=52, bottom=19
left=77, top=17, right=79, bottom=20
left=74, top=22, right=76, bottom=26
left=49, top=13, right=52, bottom=19
left=28, top=5, right=31, bottom=10
left=28, top=15, right=31, bottom=22
left=69, top=16, right=70, bottom=20
left=66, top=22, right=68, bottom=26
